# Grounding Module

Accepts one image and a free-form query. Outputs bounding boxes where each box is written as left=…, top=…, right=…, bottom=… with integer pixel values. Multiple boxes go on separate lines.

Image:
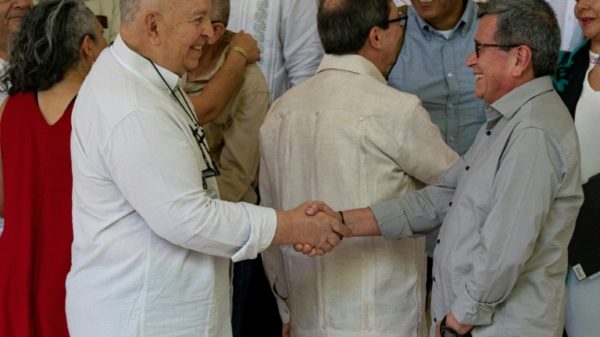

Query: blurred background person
left=553, top=0, right=600, bottom=336
left=0, top=0, right=31, bottom=103
left=183, top=1, right=271, bottom=335
left=0, top=0, right=32, bottom=235
left=83, top=0, right=119, bottom=42
left=0, top=0, right=106, bottom=335
left=228, top=0, right=324, bottom=102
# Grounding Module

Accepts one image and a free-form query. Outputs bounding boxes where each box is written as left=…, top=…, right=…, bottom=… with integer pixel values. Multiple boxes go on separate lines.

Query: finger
left=308, top=248, right=318, bottom=257
left=318, top=242, right=334, bottom=253
left=326, top=232, right=341, bottom=247
left=293, top=243, right=304, bottom=252
left=301, top=244, right=314, bottom=255
left=315, top=249, right=326, bottom=256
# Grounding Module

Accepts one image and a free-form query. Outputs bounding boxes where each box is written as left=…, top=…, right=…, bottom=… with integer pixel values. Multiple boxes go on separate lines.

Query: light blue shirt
left=388, top=0, right=485, bottom=155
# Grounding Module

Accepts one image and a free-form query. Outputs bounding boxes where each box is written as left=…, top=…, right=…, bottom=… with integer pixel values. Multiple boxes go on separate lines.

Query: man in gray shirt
left=303, top=0, right=583, bottom=336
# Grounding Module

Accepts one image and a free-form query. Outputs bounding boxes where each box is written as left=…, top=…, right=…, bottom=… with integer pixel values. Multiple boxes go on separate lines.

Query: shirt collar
left=489, top=76, right=555, bottom=121
left=317, top=54, right=386, bottom=84
left=110, top=34, right=181, bottom=94
left=413, top=0, right=478, bottom=40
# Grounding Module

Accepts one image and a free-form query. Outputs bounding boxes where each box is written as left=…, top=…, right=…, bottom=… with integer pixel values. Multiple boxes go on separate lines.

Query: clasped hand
left=286, top=201, right=347, bottom=256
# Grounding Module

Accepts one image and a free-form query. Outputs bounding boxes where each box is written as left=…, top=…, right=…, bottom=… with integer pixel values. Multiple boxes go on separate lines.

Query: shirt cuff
left=369, top=199, right=414, bottom=240
left=231, top=204, right=277, bottom=262
left=450, top=286, right=497, bottom=326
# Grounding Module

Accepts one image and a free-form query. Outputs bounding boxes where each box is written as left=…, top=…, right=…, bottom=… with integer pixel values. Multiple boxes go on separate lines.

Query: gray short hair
left=0, top=0, right=97, bottom=95
left=478, top=0, right=560, bottom=77
left=318, top=0, right=390, bottom=55
left=120, top=0, right=141, bottom=24
left=211, top=0, right=230, bottom=26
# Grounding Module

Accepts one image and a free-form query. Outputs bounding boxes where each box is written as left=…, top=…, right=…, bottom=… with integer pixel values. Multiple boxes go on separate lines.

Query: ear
left=80, top=34, right=96, bottom=65
left=510, top=45, right=533, bottom=77
left=209, top=22, right=226, bottom=45
left=144, top=11, right=161, bottom=45
left=367, top=26, right=384, bottom=50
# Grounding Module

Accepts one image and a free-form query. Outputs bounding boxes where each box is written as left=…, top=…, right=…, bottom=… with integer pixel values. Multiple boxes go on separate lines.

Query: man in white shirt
left=65, top=0, right=350, bottom=336
left=259, top=1, right=458, bottom=336
left=228, top=0, right=324, bottom=102
left=0, top=0, right=32, bottom=235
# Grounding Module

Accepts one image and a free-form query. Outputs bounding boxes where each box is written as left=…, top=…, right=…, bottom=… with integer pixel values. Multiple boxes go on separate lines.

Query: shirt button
left=449, top=202, right=453, bottom=207
left=434, top=317, right=438, bottom=323
left=486, top=130, right=492, bottom=136
left=448, top=104, right=454, bottom=109
left=433, top=276, right=436, bottom=282
left=465, top=166, right=470, bottom=171
left=447, top=72, right=453, bottom=78
left=437, top=239, right=441, bottom=244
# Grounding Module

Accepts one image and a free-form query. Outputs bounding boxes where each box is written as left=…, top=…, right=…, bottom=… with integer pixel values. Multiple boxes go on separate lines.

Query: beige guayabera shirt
left=259, top=54, right=458, bottom=337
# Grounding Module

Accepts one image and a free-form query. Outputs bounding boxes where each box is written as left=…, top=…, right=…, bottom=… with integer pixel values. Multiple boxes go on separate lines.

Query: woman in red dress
left=0, top=1, right=106, bottom=336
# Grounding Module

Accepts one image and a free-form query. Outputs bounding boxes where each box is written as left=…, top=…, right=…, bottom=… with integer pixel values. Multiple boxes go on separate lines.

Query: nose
left=576, top=0, right=591, bottom=9
left=465, top=51, right=477, bottom=67
left=201, top=19, right=215, bottom=44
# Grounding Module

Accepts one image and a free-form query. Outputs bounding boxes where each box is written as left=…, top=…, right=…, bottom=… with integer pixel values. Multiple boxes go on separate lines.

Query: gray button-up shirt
left=371, top=76, right=583, bottom=337
left=388, top=0, right=486, bottom=156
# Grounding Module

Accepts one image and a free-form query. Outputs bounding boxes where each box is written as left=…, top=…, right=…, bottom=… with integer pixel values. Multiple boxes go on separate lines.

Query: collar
left=489, top=76, right=554, bottom=121
left=0, top=58, right=7, bottom=68
left=413, top=0, right=477, bottom=41
left=110, top=34, right=181, bottom=94
left=317, top=54, right=386, bottom=84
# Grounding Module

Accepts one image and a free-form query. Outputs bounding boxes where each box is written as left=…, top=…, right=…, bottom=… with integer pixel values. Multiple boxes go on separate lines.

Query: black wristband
left=338, top=210, right=345, bottom=225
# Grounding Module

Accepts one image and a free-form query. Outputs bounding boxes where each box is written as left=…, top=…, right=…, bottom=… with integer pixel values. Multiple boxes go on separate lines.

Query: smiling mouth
left=191, top=44, right=203, bottom=51
left=580, top=18, right=595, bottom=26
left=418, top=0, right=434, bottom=3
left=474, top=73, right=483, bottom=80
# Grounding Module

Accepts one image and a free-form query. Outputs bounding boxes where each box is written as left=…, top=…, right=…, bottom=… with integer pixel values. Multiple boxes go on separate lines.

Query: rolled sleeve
left=231, top=203, right=277, bottom=262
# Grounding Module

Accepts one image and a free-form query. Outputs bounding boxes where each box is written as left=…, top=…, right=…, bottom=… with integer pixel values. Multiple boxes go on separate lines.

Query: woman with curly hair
left=0, top=0, right=106, bottom=335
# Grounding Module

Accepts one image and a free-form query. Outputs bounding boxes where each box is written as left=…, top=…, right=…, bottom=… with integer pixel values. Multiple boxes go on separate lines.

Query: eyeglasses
left=474, top=41, right=520, bottom=57
left=385, top=6, right=408, bottom=27
left=189, top=125, right=221, bottom=190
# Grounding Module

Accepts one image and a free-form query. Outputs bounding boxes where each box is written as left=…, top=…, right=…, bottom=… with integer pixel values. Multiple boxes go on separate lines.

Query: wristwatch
left=440, top=316, right=472, bottom=337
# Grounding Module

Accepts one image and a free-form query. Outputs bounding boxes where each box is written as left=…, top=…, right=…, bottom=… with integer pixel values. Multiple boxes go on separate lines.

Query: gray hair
left=211, top=0, right=230, bottom=26
left=0, top=0, right=98, bottom=95
left=478, top=0, right=560, bottom=77
left=120, top=0, right=141, bottom=24
left=318, top=0, right=390, bottom=55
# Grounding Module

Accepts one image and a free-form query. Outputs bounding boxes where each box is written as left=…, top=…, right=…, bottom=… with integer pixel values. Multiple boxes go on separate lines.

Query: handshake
left=272, top=201, right=353, bottom=256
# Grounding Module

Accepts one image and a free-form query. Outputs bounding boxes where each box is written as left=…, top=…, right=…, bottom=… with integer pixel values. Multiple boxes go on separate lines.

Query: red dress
left=0, top=92, right=73, bottom=337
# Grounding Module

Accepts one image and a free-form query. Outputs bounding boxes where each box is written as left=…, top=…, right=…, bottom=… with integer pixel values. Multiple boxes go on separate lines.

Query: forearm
left=190, top=51, right=246, bottom=125
left=341, top=208, right=381, bottom=237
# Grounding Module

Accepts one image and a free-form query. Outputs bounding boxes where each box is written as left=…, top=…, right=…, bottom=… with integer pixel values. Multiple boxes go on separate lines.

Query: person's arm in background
left=215, top=64, right=269, bottom=203
left=280, top=0, right=324, bottom=87
left=190, top=32, right=261, bottom=125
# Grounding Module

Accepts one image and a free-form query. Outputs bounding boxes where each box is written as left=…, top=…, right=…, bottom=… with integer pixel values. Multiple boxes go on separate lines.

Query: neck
left=42, top=67, right=86, bottom=97
left=590, top=38, right=600, bottom=55
left=0, top=44, right=8, bottom=62
left=428, top=0, right=466, bottom=30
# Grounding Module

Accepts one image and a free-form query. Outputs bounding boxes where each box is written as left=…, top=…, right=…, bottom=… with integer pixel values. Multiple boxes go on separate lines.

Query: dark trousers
left=231, top=256, right=282, bottom=337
